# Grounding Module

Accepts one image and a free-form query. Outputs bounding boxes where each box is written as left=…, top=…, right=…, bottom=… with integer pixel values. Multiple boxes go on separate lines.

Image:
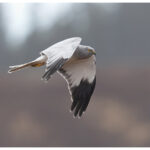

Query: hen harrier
left=8, top=37, right=96, bottom=118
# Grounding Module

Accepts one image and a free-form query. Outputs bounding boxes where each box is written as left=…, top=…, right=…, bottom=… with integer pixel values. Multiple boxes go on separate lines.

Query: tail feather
left=8, top=55, right=47, bottom=74
left=8, top=62, right=34, bottom=73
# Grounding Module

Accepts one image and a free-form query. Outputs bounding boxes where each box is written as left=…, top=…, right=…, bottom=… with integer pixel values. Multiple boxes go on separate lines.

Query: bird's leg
left=31, top=61, right=46, bottom=67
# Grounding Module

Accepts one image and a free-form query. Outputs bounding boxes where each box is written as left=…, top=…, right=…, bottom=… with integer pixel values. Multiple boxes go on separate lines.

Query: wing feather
left=41, top=37, right=82, bottom=80
left=42, top=57, right=67, bottom=80
left=58, top=55, right=96, bottom=117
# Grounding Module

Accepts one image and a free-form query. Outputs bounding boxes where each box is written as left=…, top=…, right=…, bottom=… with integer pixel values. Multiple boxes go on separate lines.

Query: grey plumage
left=8, top=37, right=96, bottom=118
left=42, top=58, right=67, bottom=81
left=72, top=45, right=95, bottom=59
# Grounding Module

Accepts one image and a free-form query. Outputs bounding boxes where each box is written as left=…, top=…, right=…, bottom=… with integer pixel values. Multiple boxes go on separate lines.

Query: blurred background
left=0, top=3, right=150, bottom=147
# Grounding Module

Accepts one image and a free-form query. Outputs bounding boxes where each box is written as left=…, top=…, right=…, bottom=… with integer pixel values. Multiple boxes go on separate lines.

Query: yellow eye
left=88, top=49, right=92, bottom=53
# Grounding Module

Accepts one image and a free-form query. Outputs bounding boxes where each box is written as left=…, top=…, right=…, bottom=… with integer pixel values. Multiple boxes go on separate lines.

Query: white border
left=0, top=0, right=150, bottom=3
left=0, top=148, right=148, bottom=149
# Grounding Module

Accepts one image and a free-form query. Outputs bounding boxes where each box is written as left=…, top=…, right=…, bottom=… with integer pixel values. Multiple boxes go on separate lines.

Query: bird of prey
left=8, top=37, right=96, bottom=118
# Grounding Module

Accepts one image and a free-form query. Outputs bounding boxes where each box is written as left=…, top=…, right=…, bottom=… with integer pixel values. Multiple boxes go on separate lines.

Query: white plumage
left=8, top=37, right=96, bottom=118
left=41, top=37, right=82, bottom=68
left=61, top=55, right=96, bottom=87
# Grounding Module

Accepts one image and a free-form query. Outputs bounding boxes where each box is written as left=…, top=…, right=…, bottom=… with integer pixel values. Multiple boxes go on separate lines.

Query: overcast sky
left=2, top=3, right=72, bottom=45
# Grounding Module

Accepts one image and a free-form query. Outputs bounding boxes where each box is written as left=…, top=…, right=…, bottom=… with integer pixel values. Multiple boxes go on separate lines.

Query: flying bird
left=8, top=37, right=96, bottom=118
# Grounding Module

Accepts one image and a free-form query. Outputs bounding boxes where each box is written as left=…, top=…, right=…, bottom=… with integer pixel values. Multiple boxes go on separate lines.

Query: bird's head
left=75, top=45, right=96, bottom=59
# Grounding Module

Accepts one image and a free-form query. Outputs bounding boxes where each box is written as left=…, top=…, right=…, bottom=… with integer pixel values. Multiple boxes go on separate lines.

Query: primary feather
left=59, top=55, right=96, bottom=117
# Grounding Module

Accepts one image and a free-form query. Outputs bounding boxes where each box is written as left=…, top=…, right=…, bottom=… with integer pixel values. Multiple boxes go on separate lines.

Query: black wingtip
left=70, top=77, right=96, bottom=118
left=79, top=109, right=84, bottom=117
left=70, top=108, right=83, bottom=119
left=71, top=101, right=77, bottom=112
left=71, top=103, right=84, bottom=118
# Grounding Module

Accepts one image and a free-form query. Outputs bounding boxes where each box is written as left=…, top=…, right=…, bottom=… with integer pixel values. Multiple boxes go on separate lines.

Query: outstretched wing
left=58, top=55, right=96, bottom=118
left=41, top=37, right=82, bottom=80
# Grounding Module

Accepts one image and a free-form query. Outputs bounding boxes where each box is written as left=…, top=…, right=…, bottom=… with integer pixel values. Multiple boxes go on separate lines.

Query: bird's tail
left=8, top=54, right=47, bottom=74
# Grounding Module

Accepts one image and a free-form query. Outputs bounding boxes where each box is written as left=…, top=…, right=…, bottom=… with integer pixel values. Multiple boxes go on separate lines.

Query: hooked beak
left=92, top=51, right=96, bottom=55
